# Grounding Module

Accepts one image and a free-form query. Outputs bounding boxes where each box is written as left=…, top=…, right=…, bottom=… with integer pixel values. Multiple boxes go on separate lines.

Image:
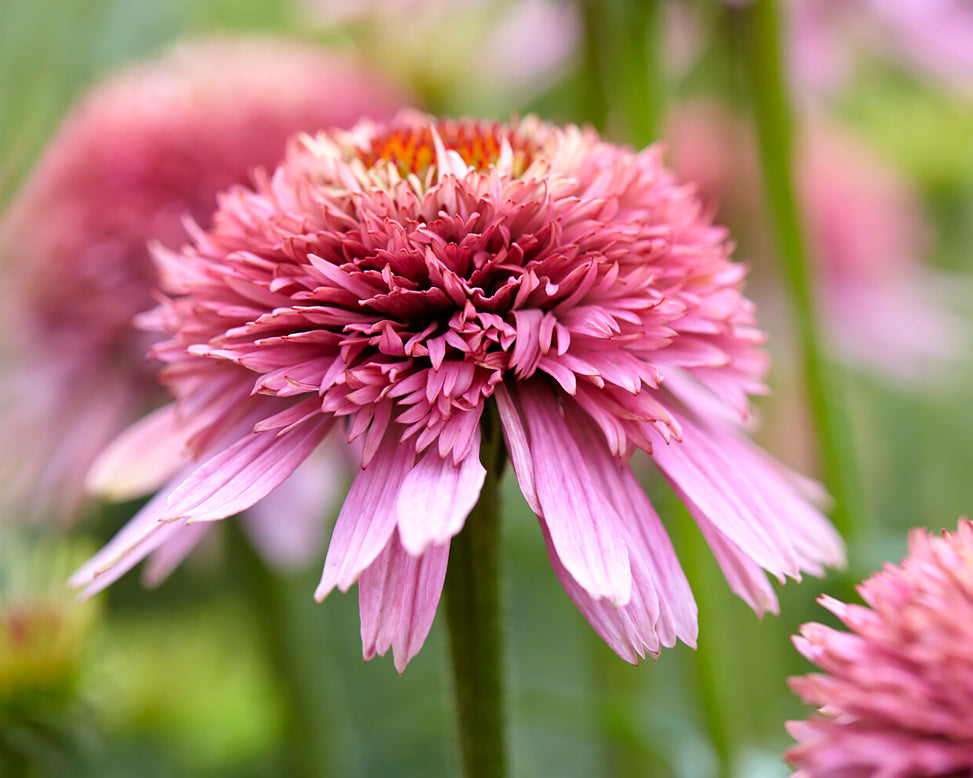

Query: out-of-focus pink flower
left=301, top=0, right=580, bottom=106
left=73, top=114, right=843, bottom=671
left=665, top=100, right=964, bottom=387
left=0, top=37, right=408, bottom=533
left=787, top=0, right=973, bottom=95
left=787, top=518, right=973, bottom=777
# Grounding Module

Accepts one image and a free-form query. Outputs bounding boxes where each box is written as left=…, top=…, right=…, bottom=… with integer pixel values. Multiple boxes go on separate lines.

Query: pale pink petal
left=695, top=518, right=779, bottom=615
left=164, top=418, right=332, bottom=523
left=396, top=426, right=485, bottom=555
left=517, top=383, right=632, bottom=607
left=560, top=403, right=698, bottom=653
left=69, top=483, right=186, bottom=598
left=315, top=437, right=416, bottom=598
left=358, top=531, right=450, bottom=673
left=142, top=523, right=212, bottom=587
left=650, top=412, right=812, bottom=580
left=85, top=404, right=189, bottom=500
left=494, top=384, right=540, bottom=514
left=240, top=440, right=349, bottom=569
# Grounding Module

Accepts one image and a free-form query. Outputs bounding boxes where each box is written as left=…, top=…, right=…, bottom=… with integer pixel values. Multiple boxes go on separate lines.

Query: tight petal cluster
left=75, top=114, right=844, bottom=670
left=0, top=37, right=405, bottom=523
left=787, top=519, right=973, bottom=777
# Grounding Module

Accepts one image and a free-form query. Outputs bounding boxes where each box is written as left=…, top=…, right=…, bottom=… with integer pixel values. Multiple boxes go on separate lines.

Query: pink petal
left=240, top=440, right=348, bottom=569
left=517, top=383, right=632, bottom=606
left=358, top=531, right=450, bottom=673
left=396, top=426, right=486, bottom=555
left=164, top=417, right=332, bottom=523
left=549, top=404, right=698, bottom=658
left=494, top=384, right=541, bottom=514
left=85, top=404, right=189, bottom=500
left=695, top=518, right=779, bottom=615
left=142, top=523, right=212, bottom=587
left=649, top=412, right=803, bottom=580
left=70, top=483, right=186, bottom=598
left=315, top=436, right=416, bottom=598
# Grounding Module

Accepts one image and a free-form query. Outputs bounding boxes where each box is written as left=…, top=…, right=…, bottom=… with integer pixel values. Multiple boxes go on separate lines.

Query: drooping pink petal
left=396, top=426, right=486, bottom=555
left=239, top=441, right=348, bottom=569
left=494, top=384, right=540, bottom=515
left=358, top=530, right=450, bottom=673
left=315, top=436, right=417, bottom=598
left=69, top=483, right=188, bottom=599
left=85, top=403, right=189, bottom=500
left=516, top=382, right=632, bottom=607
left=142, top=522, right=212, bottom=587
left=649, top=410, right=843, bottom=587
left=551, top=402, right=698, bottom=657
left=164, top=417, right=332, bottom=523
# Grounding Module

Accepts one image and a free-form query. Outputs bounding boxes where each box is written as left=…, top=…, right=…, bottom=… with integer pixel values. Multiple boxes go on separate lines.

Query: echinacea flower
left=665, top=101, right=965, bottom=388
left=74, top=114, right=844, bottom=671
left=0, top=36, right=407, bottom=528
left=787, top=518, right=973, bottom=777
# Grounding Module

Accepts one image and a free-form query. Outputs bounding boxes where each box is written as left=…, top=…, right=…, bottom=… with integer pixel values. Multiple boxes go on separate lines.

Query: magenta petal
left=358, top=531, right=450, bottom=673
left=315, top=437, right=416, bottom=598
left=164, top=418, right=332, bottom=523
left=517, top=383, right=632, bottom=606
left=396, top=426, right=486, bottom=555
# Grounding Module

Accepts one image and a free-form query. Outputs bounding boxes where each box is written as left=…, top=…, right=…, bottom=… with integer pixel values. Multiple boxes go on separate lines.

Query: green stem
left=578, top=0, right=666, bottom=145
left=227, top=523, right=342, bottom=778
left=669, top=494, right=734, bottom=778
left=735, top=0, right=861, bottom=540
left=444, top=403, right=508, bottom=778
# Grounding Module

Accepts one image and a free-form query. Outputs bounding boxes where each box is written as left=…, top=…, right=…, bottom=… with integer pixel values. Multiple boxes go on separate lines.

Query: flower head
left=787, top=518, right=973, bottom=777
left=76, top=114, right=843, bottom=671
left=0, top=37, right=407, bottom=520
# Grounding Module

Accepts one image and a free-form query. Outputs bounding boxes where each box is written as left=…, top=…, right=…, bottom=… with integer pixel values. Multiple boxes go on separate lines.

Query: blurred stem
left=670, top=495, right=734, bottom=778
left=444, top=403, right=507, bottom=778
left=227, top=523, right=341, bottom=778
left=735, top=0, right=860, bottom=540
left=579, top=0, right=665, bottom=145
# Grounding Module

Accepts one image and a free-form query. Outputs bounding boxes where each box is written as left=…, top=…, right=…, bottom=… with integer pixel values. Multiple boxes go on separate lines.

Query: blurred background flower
left=0, top=36, right=407, bottom=526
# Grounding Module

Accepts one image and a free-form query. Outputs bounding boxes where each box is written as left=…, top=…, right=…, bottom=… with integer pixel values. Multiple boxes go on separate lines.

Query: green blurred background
left=2, top=1, right=973, bottom=776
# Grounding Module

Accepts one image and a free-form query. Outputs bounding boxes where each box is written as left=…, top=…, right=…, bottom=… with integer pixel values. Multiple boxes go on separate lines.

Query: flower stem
left=735, top=0, right=861, bottom=539
left=578, top=0, right=666, bottom=145
left=444, top=403, right=508, bottom=778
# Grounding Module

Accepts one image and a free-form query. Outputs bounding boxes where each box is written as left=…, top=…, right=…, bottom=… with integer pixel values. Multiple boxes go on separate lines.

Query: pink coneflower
left=0, top=37, right=407, bottom=524
left=74, top=114, right=843, bottom=671
left=787, top=518, right=973, bottom=777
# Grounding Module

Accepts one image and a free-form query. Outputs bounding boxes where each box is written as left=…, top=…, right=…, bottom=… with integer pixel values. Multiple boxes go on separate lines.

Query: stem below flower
left=735, top=0, right=861, bottom=540
left=444, top=402, right=508, bottom=778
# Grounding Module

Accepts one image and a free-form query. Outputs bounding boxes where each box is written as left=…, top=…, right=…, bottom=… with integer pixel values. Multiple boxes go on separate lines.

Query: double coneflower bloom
left=72, top=114, right=843, bottom=670
left=788, top=518, right=973, bottom=777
